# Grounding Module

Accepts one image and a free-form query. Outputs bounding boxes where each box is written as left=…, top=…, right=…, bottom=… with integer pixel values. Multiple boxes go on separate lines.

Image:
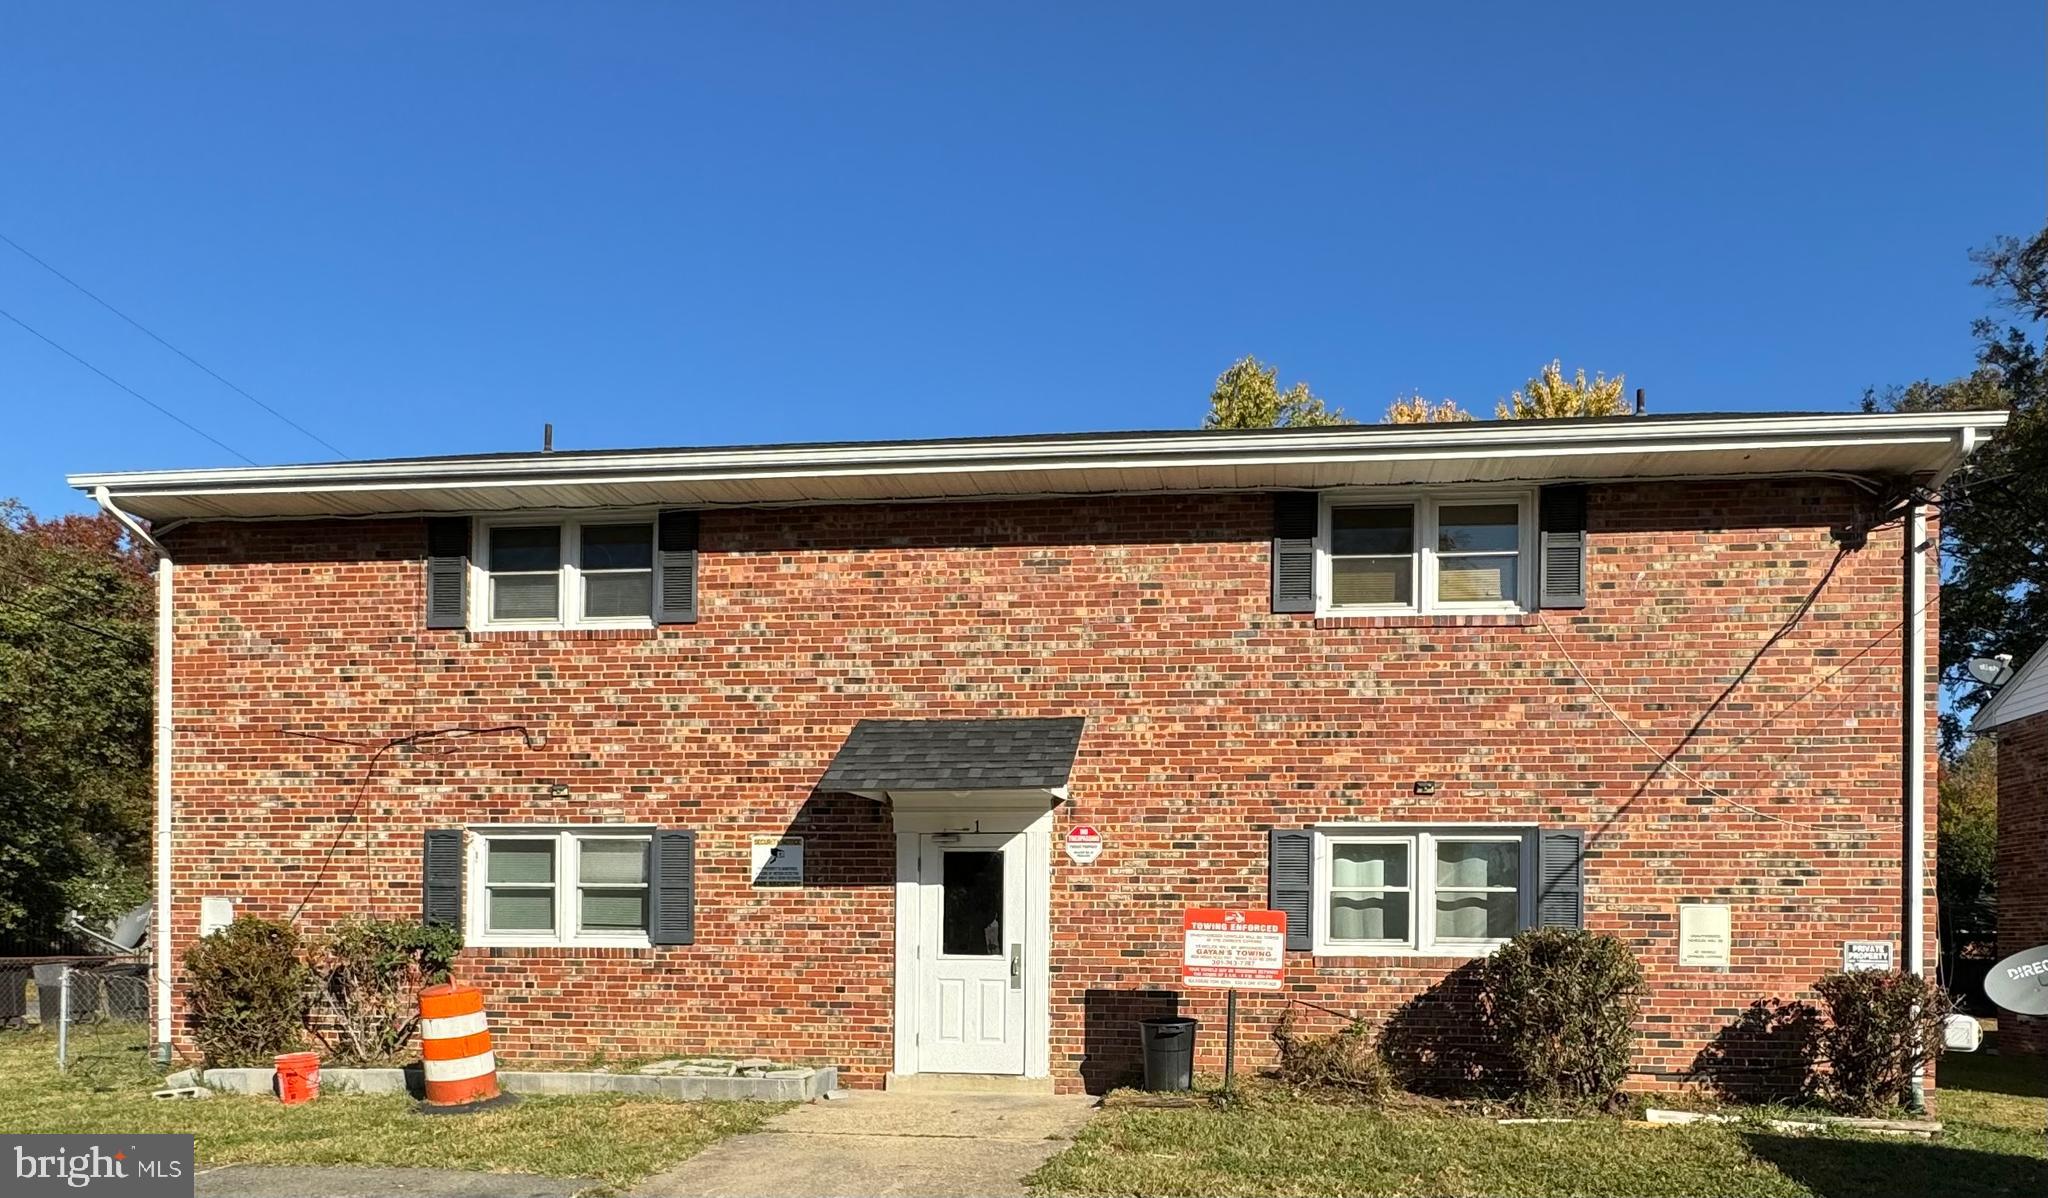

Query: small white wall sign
left=1842, top=940, right=1894, bottom=972
left=750, top=836, right=803, bottom=887
left=1677, top=904, right=1732, bottom=968
left=199, top=897, right=235, bottom=937
left=1064, top=825, right=1103, bottom=864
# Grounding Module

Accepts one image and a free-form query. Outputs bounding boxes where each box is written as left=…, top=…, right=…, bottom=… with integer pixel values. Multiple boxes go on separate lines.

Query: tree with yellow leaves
left=1202, top=356, right=1353, bottom=429
left=1383, top=392, right=1474, bottom=424
left=1498, top=360, right=1629, bottom=419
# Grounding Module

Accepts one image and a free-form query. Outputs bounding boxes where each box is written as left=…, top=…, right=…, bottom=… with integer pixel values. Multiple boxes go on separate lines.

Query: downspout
left=1902, top=427, right=1975, bottom=1109
left=92, top=487, right=174, bottom=1064
left=1903, top=497, right=1929, bottom=1111
left=1904, top=496, right=1927, bottom=984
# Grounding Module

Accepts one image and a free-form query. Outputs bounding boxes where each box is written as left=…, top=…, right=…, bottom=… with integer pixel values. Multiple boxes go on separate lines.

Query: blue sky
left=3, top=3, right=2042, bottom=515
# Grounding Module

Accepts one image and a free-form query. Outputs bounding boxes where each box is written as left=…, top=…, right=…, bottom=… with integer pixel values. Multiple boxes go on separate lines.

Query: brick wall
left=1995, top=711, right=2048, bottom=1057
left=161, top=479, right=1937, bottom=1092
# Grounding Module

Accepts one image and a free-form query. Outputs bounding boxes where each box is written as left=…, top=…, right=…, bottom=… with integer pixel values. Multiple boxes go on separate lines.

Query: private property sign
left=1182, top=908, right=1286, bottom=990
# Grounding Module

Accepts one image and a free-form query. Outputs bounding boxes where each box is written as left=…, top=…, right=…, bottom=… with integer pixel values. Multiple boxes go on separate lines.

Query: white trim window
left=1317, top=490, right=1535, bottom=615
left=1314, top=827, right=1534, bottom=956
left=472, top=515, right=655, bottom=630
left=468, top=828, right=653, bottom=948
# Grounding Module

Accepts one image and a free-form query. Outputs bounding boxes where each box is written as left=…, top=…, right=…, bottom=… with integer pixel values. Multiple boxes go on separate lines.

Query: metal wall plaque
left=1678, top=904, right=1731, bottom=967
left=750, top=835, right=803, bottom=887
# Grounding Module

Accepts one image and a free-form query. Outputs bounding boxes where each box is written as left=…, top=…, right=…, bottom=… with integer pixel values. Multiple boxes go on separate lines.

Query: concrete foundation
left=199, top=1064, right=837, bottom=1102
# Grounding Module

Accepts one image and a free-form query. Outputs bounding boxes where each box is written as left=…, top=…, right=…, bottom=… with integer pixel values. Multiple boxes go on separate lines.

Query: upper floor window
left=1318, top=491, right=1534, bottom=615
left=474, top=517, right=654, bottom=630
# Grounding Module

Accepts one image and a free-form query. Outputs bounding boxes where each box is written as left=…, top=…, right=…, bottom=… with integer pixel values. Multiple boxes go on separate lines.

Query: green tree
left=1936, top=738, right=1996, bottom=965
left=1203, top=356, right=1354, bottom=429
left=0, top=500, right=153, bottom=945
left=1864, top=227, right=2048, bottom=734
left=1498, top=360, right=1629, bottom=419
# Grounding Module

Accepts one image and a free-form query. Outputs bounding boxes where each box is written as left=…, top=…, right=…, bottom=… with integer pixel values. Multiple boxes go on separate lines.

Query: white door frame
left=891, top=792, right=1054, bottom=1079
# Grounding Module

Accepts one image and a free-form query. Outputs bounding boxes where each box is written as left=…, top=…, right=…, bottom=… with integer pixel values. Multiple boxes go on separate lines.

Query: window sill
left=1312, top=611, right=1538, bottom=629
left=464, top=626, right=663, bottom=643
left=1309, top=943, right=1508, bottom=961
left=469, top=938, right=654, bottom=953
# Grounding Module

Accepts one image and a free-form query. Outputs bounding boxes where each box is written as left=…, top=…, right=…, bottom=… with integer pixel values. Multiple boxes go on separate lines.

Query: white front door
left=915, top=832, right=1027, bottom=1074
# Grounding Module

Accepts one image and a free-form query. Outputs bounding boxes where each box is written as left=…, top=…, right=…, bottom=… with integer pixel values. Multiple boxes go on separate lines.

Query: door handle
left=1009, top=943, right=1023, bottom=990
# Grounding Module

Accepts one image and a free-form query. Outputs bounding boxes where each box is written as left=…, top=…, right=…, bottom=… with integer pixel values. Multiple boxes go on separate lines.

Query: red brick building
left=70, top=410, right=2003, bottom=1093
left=1974, top=643, right=2048, bottom=1058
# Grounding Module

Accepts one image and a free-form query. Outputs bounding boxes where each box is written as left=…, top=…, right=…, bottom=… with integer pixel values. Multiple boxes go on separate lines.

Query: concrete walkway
left=631, top=1090, right=1099, bottom=1198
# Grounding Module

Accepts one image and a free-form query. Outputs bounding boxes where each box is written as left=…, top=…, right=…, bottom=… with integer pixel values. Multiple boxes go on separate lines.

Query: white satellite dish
left=1967, top=654, right=2015, bottom=688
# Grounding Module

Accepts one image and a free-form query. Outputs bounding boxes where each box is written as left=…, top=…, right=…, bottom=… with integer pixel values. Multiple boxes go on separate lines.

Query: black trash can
left=1139, top=1016, right=1198, bottom=1091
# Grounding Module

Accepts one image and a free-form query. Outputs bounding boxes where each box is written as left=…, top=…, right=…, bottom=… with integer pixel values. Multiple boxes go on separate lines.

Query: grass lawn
left=1, top=1027, right=784, bottom=1192
left=1031, top=1052, right=2048, bottom=1198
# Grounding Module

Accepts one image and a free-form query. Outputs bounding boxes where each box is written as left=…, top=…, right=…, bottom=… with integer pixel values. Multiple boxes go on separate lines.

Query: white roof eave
left=67, top=410, right=2010, bottom=523
left=1972, top=642, right=2048, bottom=732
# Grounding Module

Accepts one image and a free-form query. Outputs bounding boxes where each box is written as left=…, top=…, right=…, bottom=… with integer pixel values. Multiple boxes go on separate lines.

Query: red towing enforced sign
left=1182, top=908, right=1287, bottom=990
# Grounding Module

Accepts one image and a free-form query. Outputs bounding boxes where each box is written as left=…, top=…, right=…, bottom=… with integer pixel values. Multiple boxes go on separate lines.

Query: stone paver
left=631, top=1090, right=1098, bottom=1198
left=196, top=1165, right=591, bottom=1198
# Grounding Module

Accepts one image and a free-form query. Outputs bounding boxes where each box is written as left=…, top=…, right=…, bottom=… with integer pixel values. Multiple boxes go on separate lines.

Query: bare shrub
left=1271, top=1008, right=1392, bottom=1101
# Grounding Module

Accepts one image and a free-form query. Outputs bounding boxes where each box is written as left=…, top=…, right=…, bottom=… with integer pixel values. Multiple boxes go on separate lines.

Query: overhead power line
left=0, top=593, right=151, bottom=651
left=0, top=230, right=347, bottom=459
left=0, top=303, right=258, bottom=465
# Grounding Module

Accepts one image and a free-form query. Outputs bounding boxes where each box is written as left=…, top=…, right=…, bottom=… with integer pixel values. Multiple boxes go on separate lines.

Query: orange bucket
left=275, top=1051, right=321, bottom=1105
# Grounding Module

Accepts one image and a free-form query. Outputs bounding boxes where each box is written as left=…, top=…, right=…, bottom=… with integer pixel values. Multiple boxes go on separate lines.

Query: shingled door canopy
left=818, top=717, right=1086, bottom=798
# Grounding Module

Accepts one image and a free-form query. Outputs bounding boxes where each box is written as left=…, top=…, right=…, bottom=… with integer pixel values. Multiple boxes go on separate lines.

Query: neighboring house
left=1972, top=641, right=2048, bottom=1058
left=70, top=409, right=2005, bottom=1094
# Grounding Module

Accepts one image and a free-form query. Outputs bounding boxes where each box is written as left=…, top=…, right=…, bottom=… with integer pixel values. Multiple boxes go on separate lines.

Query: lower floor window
left=474, top=828, right=651, bottom=947
left=1316, top=827, right=1532, bottom=955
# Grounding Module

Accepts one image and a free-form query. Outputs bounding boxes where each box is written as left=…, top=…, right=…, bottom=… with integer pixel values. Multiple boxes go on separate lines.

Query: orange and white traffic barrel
left=418, top=982, right=504, bottom=1109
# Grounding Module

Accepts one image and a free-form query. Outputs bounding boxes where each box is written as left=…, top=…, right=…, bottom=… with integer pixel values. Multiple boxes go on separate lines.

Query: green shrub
left=1478, top=927, right=1645, bottom=1108
left=1812, top=970, right=1953, bottom=1115
left=184, top=917, right=312, bottom=1067
left=310, top=918, right=463, bottom=1065
left=1271, top=1008, right=1392, bottom=1101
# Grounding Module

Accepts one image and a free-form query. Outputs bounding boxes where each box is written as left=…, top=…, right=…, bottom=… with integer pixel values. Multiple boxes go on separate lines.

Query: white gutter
left=66, top=410, right=2013, bottom=498
left=91, top=487, right=174, bottom=1062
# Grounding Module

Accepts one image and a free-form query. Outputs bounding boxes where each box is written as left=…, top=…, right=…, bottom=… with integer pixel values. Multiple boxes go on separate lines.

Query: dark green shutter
left=1538, top=485, right=1588, bottom=609
left=422, top=829, right=464, bottom=927
left=650, top=829, right=697, bottom=945
left=1272, top=493, right=1318, bottom=613
left=656, top=511, right=699, bottom=624
left=1537, top=828, right=1585, bottom=929
left=1269, top=829, right=1315, bottom=950
left=425, top=518, right=470, bottom=629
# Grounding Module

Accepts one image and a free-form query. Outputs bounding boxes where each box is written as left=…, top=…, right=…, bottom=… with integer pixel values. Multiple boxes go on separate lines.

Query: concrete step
left=883, top=1072, right=1056, bottom=1095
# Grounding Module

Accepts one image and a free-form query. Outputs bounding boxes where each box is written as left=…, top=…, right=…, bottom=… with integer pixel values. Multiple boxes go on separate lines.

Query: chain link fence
left=1, top=957, right=154, bottom=1084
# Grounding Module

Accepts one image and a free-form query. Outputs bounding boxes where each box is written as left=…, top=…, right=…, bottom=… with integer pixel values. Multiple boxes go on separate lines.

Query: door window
left=940, top=850, right=1004, bottom=956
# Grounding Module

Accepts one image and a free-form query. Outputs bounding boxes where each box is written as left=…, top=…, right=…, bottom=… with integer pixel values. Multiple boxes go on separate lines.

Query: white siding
left=1976, top=644, right=2048, bottom=730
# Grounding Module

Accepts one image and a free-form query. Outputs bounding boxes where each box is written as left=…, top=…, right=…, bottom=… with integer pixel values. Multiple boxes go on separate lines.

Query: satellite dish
left=109, top=903, right=152, bottom=950
left=1985, top=943, right=2048, bottom=1017
left=1967, top=654, right=2015, bottom=688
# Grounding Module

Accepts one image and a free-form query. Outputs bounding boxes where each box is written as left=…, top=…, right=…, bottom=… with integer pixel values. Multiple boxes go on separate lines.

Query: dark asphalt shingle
left=817, top=718, right=1086, bottom=792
